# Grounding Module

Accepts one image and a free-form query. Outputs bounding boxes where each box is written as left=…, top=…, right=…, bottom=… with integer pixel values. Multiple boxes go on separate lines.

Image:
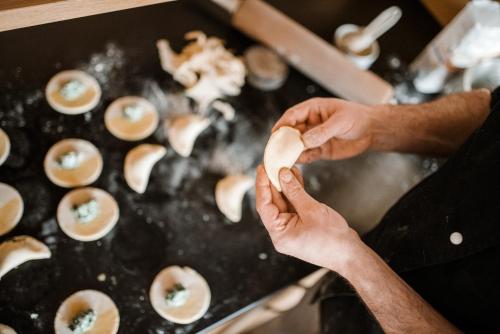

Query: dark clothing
left=322, top=87, right=500, bottom=333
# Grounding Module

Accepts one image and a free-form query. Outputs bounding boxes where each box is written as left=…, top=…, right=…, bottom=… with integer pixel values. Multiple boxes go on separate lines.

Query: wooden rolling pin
left=198, top=0, right=394, bottom=104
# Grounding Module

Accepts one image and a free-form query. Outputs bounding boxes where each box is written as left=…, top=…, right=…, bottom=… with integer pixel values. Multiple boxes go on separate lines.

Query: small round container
left=244, top=45, right=289, bottom=91
left=334, top=24, right=380, bottom=70
left=463, top=59, right=500, bottom=91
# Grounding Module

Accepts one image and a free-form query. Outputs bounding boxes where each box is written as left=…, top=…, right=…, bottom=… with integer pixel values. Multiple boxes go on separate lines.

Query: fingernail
left=280, top=169, right=293, bottom=183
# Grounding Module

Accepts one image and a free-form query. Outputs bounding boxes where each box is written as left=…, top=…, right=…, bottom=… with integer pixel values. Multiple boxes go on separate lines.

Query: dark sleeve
left=364, top=86, right=500, bottom=273
left=491, top=86, right=500, bottom=109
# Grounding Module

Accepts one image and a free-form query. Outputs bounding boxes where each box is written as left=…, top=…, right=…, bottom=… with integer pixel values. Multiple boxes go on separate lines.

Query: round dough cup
left=0, top=183, right=24, bottom=237
left=57, top=187, right=119, bottom=242
left=54, top=289, right=119, bottom=334
left=0, top=128, right=10, bottom=166
left=46, top=70, right=101, bottom=115
left=44, top=139, right=103, bottom=188
left=105, top=96, right=159, bottom=141
left=150, top=266, right=211, bottom=324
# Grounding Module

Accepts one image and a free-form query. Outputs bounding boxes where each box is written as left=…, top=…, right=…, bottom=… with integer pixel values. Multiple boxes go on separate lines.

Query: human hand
left=273, top=97, right=377, bottom=162
left=255, top=164, right=362, bottom=273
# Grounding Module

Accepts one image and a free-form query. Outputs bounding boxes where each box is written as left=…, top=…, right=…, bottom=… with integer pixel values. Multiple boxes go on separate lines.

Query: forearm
left=333, top=242, right=460, bottom=334
left=371, top=89, right=491, bottom=156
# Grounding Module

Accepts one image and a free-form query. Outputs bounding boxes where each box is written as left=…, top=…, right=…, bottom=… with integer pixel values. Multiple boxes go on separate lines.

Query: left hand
left=255, top=165, right=362, bottom=273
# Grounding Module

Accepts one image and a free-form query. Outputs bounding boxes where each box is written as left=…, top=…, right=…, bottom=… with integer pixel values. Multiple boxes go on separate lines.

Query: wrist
left=327, top=228, right=368, bottom=277
left=367, top=104, right=397, bottom=152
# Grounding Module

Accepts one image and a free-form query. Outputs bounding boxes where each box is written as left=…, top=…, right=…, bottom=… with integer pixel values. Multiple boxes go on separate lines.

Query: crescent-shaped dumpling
left=57, top=187, right=119, bottom=242
left=0, top=128, right=10, bottom=166
left=0, top=235, right=51, bottom=280
left=149, top=266, right=211, bottom=325
left=263, top=127, right=304, bottom=191
left=124, top=144, right=167, bottom=194
left=54, top=289, right=119, bottom=334
left=104, top=96, right=159, bottom=141
left=0, top=183, right=24, bottom=236
left=45, top=70, right=101, bottom=115
left=44, top=139, right=103, bottom=188
left=215, top=174, right=253, bottom=223
left=166, top=114, right=210, bottom=157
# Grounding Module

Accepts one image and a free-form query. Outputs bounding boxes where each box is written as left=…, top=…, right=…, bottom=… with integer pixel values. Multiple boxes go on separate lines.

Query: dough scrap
left=149, top=266, right=211, bottom=325
left=0, top=235, right=51, bottom=280
left=54, top=289, right=119, bottom=334
left=215, top=174, right=253, bottom=223
left=157, top=31, right=245, bottom=113
left=45, top=70, right=101, bottom=115
left=57, top=187, right=119, bottom=242
left=124, top=144, right=167, bottom=194
left=211, top=100, right=235, bottom=121
left=263, top=127, right=304, bottom=191
left=0, top=128, right=10, bottom=166
left=0, top=183, right=24, bottom=237
left=44, top=139, right=103, bottom=188
left=104, top=96, right=159, bottom=141
left=166, top=114, right=211, bottom=157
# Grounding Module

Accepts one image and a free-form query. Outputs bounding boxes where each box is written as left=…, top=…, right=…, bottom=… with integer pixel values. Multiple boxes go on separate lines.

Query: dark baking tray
left=0, top=1, right=439, bottom=333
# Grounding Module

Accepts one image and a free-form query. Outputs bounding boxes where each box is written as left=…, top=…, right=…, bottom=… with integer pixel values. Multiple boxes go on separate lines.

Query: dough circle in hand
left=0, top=324, right=17, bottom=334
left=57, top=187, right=119, bottom=242
left=263, top=126, right=304, bottom=191
left=124, top=144, right=166, bottom=194
left=166, top=114, right=211, bottom=157
left=104, top=96, right=159, bottom=141
left=215, top=174, right=253, bottom=223
left=149, top=266, right=211, bottom=324
left=0, top=235, right=51, bottom=280
left=46, top=70, right=101, bottom=115
left=44, top=138, right=103, bottom=188
left=54, top=289, right=119, bottom=334
left=0, top=128, right=10, bottom=166
left=0, top=183, right=23, bottom=237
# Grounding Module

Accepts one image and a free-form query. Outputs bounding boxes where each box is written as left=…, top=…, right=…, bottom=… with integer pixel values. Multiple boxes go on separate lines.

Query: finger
left=302, top=112, right=353, bottom=149
left=272, top=98, right=336, bottom=132
left=255, top=165, right=280, bottom=227
left=270, top=182, right=288, bottom=212
left=279, top=168, right=318, bottom=215
left=328, top=137, right=372, bottom=160
left=291, top=166, right=304, bottom=186
left=296, top=147, right=322, bottom=164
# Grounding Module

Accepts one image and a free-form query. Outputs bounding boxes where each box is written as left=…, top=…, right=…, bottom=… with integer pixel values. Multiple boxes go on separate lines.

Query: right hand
left=273, top=97, right=378, bottom=162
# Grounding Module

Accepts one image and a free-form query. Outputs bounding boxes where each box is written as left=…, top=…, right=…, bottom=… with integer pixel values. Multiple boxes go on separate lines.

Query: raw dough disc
left=0, top=183, right=24, bottom=236
left=124, top=144, right=167, bottom=194
left=57, top=187, right=119, bottom=242
left=104, top=96, right=159, bottom=141
left=166, top=114, right=211, bottom=157
left=0, top=128, right=10, bottom=165
left=46, top=70, right=101, bottom=115
left=263, top=126, right=304, bottom=191
left=215, top=174, right=253, bottom=223
left=244, top=45, right=288, bottom=91
left=149, top=266, right=211, bottom=324
left=0, top=235, right=51, bottom=280
left=44, top=139, right=103, bottom=188
left=54, top=289, right=119, bottom=334
left=0, top=323, right=17, bottom=334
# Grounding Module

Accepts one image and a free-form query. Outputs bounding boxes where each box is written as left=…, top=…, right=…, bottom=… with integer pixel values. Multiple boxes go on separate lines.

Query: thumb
left=279, top=168, right=317, bottom=214
left=302, top=113, right=351, bottom=148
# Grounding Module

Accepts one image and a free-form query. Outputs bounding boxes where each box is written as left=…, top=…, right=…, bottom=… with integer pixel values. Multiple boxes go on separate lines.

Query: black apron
left=322, top=87, right=500, bottom=333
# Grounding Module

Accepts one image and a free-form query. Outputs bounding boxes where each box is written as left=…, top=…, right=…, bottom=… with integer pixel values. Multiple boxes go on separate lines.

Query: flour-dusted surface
left=0, top=1, right=440, bottom=333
